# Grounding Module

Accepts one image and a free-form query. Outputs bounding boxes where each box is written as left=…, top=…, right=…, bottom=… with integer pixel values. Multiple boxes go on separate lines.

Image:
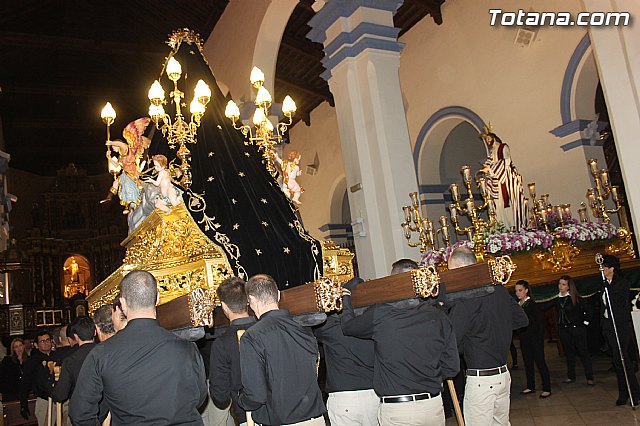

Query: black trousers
left=558, top=325, right=593, bottom=380
left=520, top=333, right=551, bottom=392
left=603, top=321, right=640, bottom=400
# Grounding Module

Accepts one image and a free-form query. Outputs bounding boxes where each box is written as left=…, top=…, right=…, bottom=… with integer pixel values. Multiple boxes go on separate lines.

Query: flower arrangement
left=553, top=222, right=618, bottom=243
left=485, top=230, right=554, bottom=255
left=421, top=240, right=473, bottom=266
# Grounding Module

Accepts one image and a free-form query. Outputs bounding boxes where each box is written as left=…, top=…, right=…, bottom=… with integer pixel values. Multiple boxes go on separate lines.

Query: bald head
left=120, top=270, right=158, bottom=311
left=448, top=246, right=477, bottom=270
left=391, top=259, right=418, bottom=275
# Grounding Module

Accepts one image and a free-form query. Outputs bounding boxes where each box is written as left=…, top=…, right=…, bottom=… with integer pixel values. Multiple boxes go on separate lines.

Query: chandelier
left=224, top=67, right=296, bottom=178
left=147, top=56, right=212, bottom=188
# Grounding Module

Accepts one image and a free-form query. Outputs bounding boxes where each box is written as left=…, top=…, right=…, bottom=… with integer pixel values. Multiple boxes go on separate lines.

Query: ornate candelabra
left=526, top=183, right=573, bottom=231
left=448, top=166, right=496, bottom=261
left=100, top=102, right=121, bottom=180
left=401, top=192, right=451, bottom=253
left=224, top=67, right=297, bottom=178
left=147, top=56, right=212, bottom=188
left=585, top=158, right=626, bottom=227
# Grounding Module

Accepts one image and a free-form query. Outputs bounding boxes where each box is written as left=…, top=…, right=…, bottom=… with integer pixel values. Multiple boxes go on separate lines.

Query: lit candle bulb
left=578, top=208, right=587, bottom=223
left=450, top=184, right=460, bottom=202
left=600, top=169, right=610, bottom=188
left=449, top=204, right=458, bottom=221
left=439, top=215, right=448, bottom=227
left=537, top=199, right=545, bottom=211
left=409, top=192, right=419, bottom=208
left=587, top=189, right=596, bottom=206
left=528, top=183, right=536, bottom=199
left=441, top=225, right=450, bottom=242
left=563, top=204, right=572, bottom=219
left=403, top=206, right=411, bottom=223
left=541, top=194, right=549, bottom=206
left=461, top=166, right=472, bottom=183
left=588, top=158, right=598, bottom=174
left=465, top=199, right=475, bottom=216
left=611, top=186, right=620, bottom=203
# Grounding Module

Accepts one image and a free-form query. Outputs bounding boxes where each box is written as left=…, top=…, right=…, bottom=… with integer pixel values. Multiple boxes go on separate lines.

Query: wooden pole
left=56, top=402, right=62, bottom=426
left=237, top=330, right=255, bottom=426
left=102, top=412, right=112, bottom=426
left=46, top=397, right=53, bottom=426
left=447, top=379, right=465, bottom=426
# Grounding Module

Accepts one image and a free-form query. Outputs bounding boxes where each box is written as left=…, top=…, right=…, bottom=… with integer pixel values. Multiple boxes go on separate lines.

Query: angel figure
left=145, top=154, right=183, bottom=214
left=100, top=118, right=151, bottom=214
left=274, top=149, right=304, bottom=205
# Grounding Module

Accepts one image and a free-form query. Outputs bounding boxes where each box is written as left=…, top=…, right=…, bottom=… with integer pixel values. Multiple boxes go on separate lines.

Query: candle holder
left=447, top=165, right=496, bottom=261
left=401, top=192, right=451, bottom=253
left=585, top=158, right=626, bottom=227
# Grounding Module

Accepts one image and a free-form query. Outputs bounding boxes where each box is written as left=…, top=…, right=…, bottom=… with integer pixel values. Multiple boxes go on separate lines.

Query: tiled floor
left=445, top=340, right=640, bottom=425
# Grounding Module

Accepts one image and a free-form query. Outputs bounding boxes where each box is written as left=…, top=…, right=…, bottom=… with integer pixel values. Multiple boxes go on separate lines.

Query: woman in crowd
left=0, top=338, right=28, bottom=401
left=600, top=254, right=640, bottom=405
left=515, top=280, right=552, bottom=398
left=556, top=275, right=594, bottom=385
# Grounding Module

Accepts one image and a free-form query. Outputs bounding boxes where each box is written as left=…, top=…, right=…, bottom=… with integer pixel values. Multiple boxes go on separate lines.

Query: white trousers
left=200, top=396, right=235, bottom=426
left=464, top=371, right=511, bottom=426
left=377, top=394, right=444, bottom=426
left=283, top=416, right=327, bottom=426
left=35, top=398, right=56, bottom=426
left=327, top=389, right=379, bottom=426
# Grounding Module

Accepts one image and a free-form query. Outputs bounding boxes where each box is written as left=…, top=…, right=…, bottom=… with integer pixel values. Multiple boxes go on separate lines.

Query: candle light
left=600, top=169, right=610, bottom=188
left=537, top=199, right=545, bottom=211
left=587, top=189, right=596, bottom=206
left=578, top=208, right=587, bottom=223
left=450, top=184, right=460, bottom=202
left=402, top=206, right=411, bottom=223
left=563, top=204, right=572, bottom=219
left=441, top=225, right=450, bottom=242
left=588, top=158, right=598, bottom=174
left=439, top=215, right=448, bottom=227
left=403, top=223, right=411, bottom=239
left=461, top=166, right=472, bottom=183
left=541, top=194, right=549, bottom=206
left=465, top=199, right=475, bottom=216
left=540, top=208, right=547, bottom=223
left=611, top=186, right=620, bottom=203
left=477, top=177, right=487, bottom=197
left=449, top=204, right=458, bottom=222
left=528, top=183, right=536, bottom=199
left=409, top=192, right=419, bottom=208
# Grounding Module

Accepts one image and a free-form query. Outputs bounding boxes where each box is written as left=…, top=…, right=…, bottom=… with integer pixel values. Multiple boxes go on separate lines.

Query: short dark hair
left=391, top=259, right=418, bottom=275
left=603, top=254, right=622, bottom=277
left=50, top=327, right=63, bottom=345
left=70, top=316, right=96, bottom=341
left=35, top=330, right=51, bottom=342
left=245, top=274, right=279, bottom=304
left=120, top=270, right=158, bottom=310
left=217, top=277, right=248, bottom=313
left=93, top=305, right=115, bottom=335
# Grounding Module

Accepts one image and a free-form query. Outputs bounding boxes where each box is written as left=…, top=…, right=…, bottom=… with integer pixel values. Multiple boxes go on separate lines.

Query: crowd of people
left=1, top=251, right=639, bottom=425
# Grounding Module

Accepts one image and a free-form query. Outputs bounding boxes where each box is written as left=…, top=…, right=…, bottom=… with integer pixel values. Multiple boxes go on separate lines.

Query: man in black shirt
left=447, top=247, right=528, bottom=426
left=19, top=330, right=56, bottom=426
left=238, top=274, right=326, bottom=426
left=341, top=279, right=459, bottom=426
left=93, top=304, right=116, bottom=342
left=314, top=278, right=378, bottom=426
left=210, top=277, right=256, bottom=425
left=70, top=270, right=208, bottom=425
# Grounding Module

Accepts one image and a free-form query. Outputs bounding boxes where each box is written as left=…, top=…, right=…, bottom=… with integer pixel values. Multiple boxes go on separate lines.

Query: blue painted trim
left=560, top=33, right=591, bottom=124
left=323, top=22, right=401, bottom=59
left=413, top=106, right=485, bottom=174
left=550, top=119, right=609, bottom=138
left=318, top=223, right=354, bottom=232
left=419, top=184, right=450, bottom=193
left=308, top=0, right=404, bottom=43
left=320, top=37, right=404, bottom=81
left=561, top=138, right=605, bottom=152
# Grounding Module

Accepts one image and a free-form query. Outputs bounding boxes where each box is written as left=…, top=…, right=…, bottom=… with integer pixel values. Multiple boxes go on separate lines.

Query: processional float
left=88, top=29, right=521, bottom=332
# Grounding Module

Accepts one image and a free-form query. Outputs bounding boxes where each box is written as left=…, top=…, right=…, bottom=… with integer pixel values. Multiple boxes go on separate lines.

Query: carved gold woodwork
left=606, top=227, right=636, bottom=258
left=534, top=239, right=580, bottom=272
left=313, top=277, right=343, bottom=312
left=321, top=240, right=354, bottom=283
left=88, top=205, right=233, bottom=322
left=411, top=265, right=441, bottom=298
left=488, top=255, right=517, bottom=286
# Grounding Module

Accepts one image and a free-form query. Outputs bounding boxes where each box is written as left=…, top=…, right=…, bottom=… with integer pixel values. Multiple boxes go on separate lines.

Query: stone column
left=309, top=0, right=420, bottom=278
left=581, top=0, right=640, bottom=245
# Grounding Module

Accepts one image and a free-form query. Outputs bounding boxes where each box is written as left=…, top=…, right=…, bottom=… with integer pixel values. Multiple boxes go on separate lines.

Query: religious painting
left=62, top=255, right=91, bottom=299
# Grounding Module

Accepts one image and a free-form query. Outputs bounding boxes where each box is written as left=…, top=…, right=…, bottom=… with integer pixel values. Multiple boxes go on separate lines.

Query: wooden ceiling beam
left=275, top=76, right=334, bottom=107
left=280, top=36, right=324, bottom=60
left=411, top=0, right=444, bottom=25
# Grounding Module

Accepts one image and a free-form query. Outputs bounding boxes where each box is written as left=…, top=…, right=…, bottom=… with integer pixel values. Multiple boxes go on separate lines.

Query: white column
left=309, top=0, right=420, bottom=278
left=582, top=0, right=640, bottom=245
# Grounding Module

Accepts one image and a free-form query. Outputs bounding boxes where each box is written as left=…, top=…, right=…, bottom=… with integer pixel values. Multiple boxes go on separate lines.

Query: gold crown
left=481, top=122, right=494, bottom=135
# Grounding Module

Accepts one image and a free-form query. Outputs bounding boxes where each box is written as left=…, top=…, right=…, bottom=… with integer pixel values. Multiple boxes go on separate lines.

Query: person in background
left=19, top=330, right=56, bottom=425
left=0, top=338, right=27, bottom=401
left=93, top=305, right=116, bottom=342
left=515, top=280, right=551, bottom=398
left=600, top=254, right=640, bottom=406
left=555, top=275, right=594, bottom=385
left=111, top=292, right=128, bottom=332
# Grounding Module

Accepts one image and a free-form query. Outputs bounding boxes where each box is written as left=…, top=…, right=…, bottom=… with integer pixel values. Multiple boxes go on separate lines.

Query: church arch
left=61, top=254, right=92, bottom=299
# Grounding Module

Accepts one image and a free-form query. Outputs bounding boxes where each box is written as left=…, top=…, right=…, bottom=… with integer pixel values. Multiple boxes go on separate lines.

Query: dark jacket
left=51, top=343, right=96, bottom=403
left=556, top=295, right=592, bottom=327
left=19, top=349, right=54, bottom=407
left=0, top=356, right=24, bottom=400
left=519, top=298, right=545, bottom=339
left=70, top=318, right=208, bottom=426
left=602, top=274, right=632, bottom=329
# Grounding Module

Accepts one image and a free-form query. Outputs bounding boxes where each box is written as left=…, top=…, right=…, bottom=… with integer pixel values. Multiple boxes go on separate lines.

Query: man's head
left=217, top=277, right=249, bottom=320
left=50, top=326, right=65, bottom=348
left=70, top=316, right=96, bottom=344
left=119, top=270, right=158, bottom=320
left=245, top=274, right=279, bottom=318
left=111, top=293, right=128, bottom=332
left=448, top=246, right=477, bottom=270
left=391, top=258, right=418, bottom=275
left=93, top=304, right=116, bottom=341
left=35, top=330, right=52, bottom=355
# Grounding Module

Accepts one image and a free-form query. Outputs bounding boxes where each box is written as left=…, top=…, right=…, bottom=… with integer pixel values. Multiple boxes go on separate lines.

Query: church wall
left=7, top=168, right=54, bottom=241
left=290, top=0, right=603, bottom=241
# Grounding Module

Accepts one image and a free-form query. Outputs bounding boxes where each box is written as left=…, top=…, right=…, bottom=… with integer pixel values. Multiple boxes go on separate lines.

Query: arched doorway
left=62, top=255, right=91, bottom=299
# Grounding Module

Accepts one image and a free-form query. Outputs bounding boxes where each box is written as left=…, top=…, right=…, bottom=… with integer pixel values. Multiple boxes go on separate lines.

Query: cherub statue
left=479, top=123, right=528, bottom=231
left=100, top=118, right=151, bottom=214
left=145, top=154, right=183, bottom=214
left=274, top=149, right=304, bottom=205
